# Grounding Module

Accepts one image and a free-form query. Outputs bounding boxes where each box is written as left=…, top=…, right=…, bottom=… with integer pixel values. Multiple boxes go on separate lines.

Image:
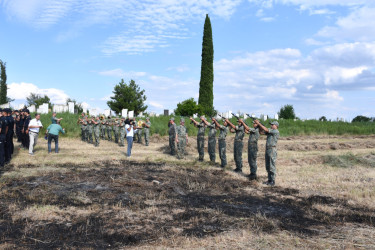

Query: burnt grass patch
left=1, top=160, right=374, bottom=248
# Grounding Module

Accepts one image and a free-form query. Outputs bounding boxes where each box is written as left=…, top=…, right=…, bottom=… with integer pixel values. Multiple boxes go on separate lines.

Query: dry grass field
left=1, top=134, right=375, bottom=249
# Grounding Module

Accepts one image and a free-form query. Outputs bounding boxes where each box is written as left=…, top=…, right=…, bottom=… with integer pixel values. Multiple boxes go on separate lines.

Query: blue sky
left=1, top=0, right=374, bottom=120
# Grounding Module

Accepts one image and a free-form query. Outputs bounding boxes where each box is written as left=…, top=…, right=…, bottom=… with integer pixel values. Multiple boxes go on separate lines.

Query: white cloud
left=8, top=82, right=69, bottom=104
left=148, top=101, right=163, bottom=109
left=325, top=89, right=343, bottom=101
left=99, top=69, right=147, bottom=78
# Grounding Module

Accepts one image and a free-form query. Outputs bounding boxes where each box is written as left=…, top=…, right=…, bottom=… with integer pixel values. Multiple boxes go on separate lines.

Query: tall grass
left=34, top=113, right=375, bottom=137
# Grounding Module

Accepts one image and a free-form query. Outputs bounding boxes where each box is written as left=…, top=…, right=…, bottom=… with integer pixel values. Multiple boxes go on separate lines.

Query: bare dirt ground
left=1, top=134, right=375, bottom=249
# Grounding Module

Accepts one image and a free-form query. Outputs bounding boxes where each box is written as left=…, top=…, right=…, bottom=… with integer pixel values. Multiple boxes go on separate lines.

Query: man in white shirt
left=125, top=119, right=137, bottom=157
left=28, top=113, right=43, bottom=155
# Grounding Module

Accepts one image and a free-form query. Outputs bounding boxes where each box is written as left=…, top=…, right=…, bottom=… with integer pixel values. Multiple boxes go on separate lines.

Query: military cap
left=270, top=121, right=279, bottom=127
left=146, top=117, right=150, bottom=120
left=180, top=118, right=185, bottom=123
left=170, top=117, right=175, bottom=121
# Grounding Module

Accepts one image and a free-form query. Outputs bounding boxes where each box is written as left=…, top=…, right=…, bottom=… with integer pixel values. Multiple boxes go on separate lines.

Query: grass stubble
left=0, top=134, right=374, bottom=249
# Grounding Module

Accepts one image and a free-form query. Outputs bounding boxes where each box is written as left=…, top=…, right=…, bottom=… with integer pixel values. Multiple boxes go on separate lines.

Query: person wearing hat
left=87, top=116, right=94, bottom=144
left=226, top=117, right=245, bottom=173
left=0, top=108, right=7, bottom=166
left=212, top=117, right=229, bottom=168
left=190, top=116, right=206, bottom=161
left=254, top=120, right=279, bottom=186
left=22, top=109, right=31, bottom=150
left=143, top=117, right=151, bottom=146
left=106, top=116, right=113, bottom=141
left=5, top=108, right=14, bottom=163
left=201, top=117, right=217, bottom=163
left=242, top=120, right=261, bottom=180
left=168, top=117, right=177, bottom=155
left=176, top=118, right=188, bottom=159
left=118, top=118, right=126, bottom=147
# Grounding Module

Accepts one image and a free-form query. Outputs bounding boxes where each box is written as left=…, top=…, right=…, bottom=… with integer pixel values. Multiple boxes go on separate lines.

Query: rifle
left=246, top=113, right=266, bottom=134
left=231, top=113, right=249, bottom=126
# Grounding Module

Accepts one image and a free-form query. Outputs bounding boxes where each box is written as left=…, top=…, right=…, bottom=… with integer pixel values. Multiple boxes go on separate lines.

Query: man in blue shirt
left=46, top=121, right=65, bottom=153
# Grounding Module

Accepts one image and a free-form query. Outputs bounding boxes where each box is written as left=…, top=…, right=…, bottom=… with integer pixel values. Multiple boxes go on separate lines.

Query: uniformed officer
left=87, top=116, right=94, bottom=144
left=226, top=118, right=245, bottom=173
left=202, top=117, right=217, bottom=163
left=190, top=116, right=206, bottom=161
left=242, top=120, right=261, bottom=180
left=168, top=117, right=177, bottom=155
left=118, top=118, right=126, bottom=147
left=144, top=117, right=151, bottom=146
left=0, top=108, right=7, bottom=167
left=176, top=118, right=188, bottom=159
left=255, top=120, right=279, bottom=186
left=212, top=117, right=228, bottom=168
left=106, top=117, right=112, bottom=141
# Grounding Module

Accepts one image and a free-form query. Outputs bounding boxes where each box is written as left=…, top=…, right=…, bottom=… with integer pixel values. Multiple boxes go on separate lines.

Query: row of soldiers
left=0, top=108, right=16, bottom=167
left=77, top=113, right=151, bottom=147
left=168, top=116, right=279, bottom=186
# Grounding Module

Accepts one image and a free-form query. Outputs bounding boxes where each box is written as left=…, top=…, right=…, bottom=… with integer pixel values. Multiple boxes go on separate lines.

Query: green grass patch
left=323, top=153, right=375, bottom=168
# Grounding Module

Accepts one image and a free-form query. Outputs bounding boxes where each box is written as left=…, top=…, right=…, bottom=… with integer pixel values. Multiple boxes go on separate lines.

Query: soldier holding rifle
left=226, top=115, right=245, bottom=173
left=176, top=118, right=188, bottom=159
left=168, top=118, right=177, bottom=155
left=189, top=116, right=206, bottom=161
left=254, top=120, right=279, bottom=186
left=212, top=116, right=229, bottom=168
left=201, top=117, right=217, bottom=163
left=242, top=118, right=261, bottom=180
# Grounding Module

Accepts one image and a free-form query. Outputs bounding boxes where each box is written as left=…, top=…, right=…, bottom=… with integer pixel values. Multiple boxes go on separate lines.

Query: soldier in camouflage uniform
left=87, top=116, right=94, bottom=144
left=144, top=117, right=151, bottom=146
left=118, top=118, right=126, bottom=146
left=78, top=113, right=86, bottom=141
left=243, top=120, right=260, bottom=180
left=168, top=118, right=177, bottom=155
left=213, top=118, right=228, bottom=168
left=106, top=117, right=112, bottom=141
left=101, top=117, right=106, bottom=139
left=226, top=118, right=245, bottom=173
left=176, top=118, right=188, bottom=159
left=113, top=119, right=119, bottom=143
left=202, top=117, right=217, bottom=163
left=93, top=116, right=101, bottom=147
left=136, top=120, right=143, bottom=143
left=190, top=116, right=206, bottom=161
left=255, top=120, right=279, bottom=186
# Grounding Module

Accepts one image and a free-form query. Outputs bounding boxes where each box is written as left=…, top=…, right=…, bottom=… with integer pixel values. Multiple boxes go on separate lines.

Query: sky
left=0, top=0, right=374, bottom=120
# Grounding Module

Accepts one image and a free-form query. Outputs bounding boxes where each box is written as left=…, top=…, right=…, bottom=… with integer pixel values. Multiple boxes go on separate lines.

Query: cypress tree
left=198, top=14, right=214, bottom=116
left=0, top=60, right=7, bottom=104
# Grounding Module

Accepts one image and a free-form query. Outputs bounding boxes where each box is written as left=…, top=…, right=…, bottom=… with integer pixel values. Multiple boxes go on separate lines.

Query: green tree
left=174, top=98, right=203, bottom=116
left=107, top=79, right=147, bottom=115
left=198, top=14, right=214, bottom=116
left=26, top=93, right=52, bottom=109
left=319, top=116, right=327, bottom=122
left=278, top=104, right=296, bottom=119
left=352, top=115, right=371, bottom=123
left=0, top=60, right=8, bottom=104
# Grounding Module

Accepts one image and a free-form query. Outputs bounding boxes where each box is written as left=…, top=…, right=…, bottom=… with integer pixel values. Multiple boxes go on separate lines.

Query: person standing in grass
left=143, top=117, right=151, bottom=146
left=212, top=117, right=228, bottom=168
left=92, top=116, right=101, bottom=147
left=242, top=120, right=261, bottom=181
left=46, top=120, right=65, bottom=153
left=225, top=118, right=245, bottom=173
left=201, top=117, right=217, bottom=163
left=189, top=116, right=206, bottom=162
left=176, top=118, right=188, bottom=159
left=254, top=120, right=279, bottom=186
left=28, top=113, right=43, bottom=156
left=125, top=120, right=137, bottom=157
left=51, top=112, right=63, bottom=124
left=168, top=117, right=177, bottom=155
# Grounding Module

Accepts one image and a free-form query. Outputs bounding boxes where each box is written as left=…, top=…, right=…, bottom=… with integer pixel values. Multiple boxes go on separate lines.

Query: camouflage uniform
left=114, top=120, right=119, bottom=143
left=207, top=122, right=217, bottom=162
left=136, top=121, right=143, bottom=143
left=87, top=118, right=94, bottom=144
left=248, top=127, right=260, bottom=177
left=233, top=125, right=245, bottom=172
left=197, top=122, right=206, bottom=161
left=218, top=124, right=228, bottom=168
left=168, top=120, right=177, bottom=155
left=144, top=120, right=151, bottom=146
left=93, top=118, right=100, bottom=147
left=265, top=126, right=279, bottom=183
left=119, top=120, right=126, bottom=146
left=106, top=119, right=112, bottom=141
left=176, top=122, right=187, bottom=159
left=101, top=118, right=107, bottom=139
left=81, top=117, right=87, bottom=141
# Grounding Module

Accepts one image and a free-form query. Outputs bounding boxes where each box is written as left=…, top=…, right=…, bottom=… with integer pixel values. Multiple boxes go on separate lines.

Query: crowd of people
left=77, top=113, right=151, bottom=157
left=169, top=116, right=279, bottom=186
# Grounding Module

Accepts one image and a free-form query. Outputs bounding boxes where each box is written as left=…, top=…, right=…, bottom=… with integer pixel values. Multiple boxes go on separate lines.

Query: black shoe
left=234, top=168, right=242, bottom=173
left=249, top=174, right=257, bottom=180
left=264, top=180, right=275, bottom=186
